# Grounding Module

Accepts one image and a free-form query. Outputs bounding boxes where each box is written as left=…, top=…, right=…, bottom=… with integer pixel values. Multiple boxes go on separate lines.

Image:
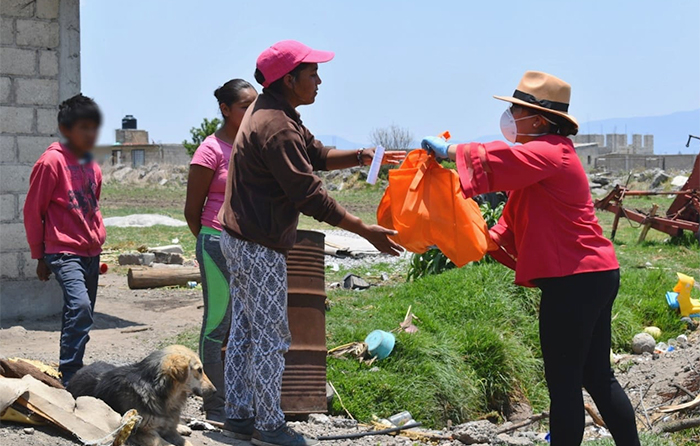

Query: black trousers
left=537, top=270, right=640, bottom=446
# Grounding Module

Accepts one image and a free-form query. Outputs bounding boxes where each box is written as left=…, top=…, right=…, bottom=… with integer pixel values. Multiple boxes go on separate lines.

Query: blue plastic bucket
left=365, top=330, right=396, bottom=360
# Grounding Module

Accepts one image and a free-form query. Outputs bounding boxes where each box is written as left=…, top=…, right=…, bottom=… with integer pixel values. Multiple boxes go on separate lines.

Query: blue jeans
left=45, top=253, right=99, bottom=384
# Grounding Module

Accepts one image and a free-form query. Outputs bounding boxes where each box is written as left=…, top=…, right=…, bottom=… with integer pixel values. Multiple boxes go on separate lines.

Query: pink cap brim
left=302, top=49, right=335, bottom=64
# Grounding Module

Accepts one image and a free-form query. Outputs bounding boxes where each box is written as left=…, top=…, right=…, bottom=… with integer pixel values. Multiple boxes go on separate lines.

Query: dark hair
left=57, top=94, right=102, bottom=128
left=214, top=79, right=255, bottom=107
left=254, top=63, right=310, bottom=93
left=541, top=110, right=578, bottom=137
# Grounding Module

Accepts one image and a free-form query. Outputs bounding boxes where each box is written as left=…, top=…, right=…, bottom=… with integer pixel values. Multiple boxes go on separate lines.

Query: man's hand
left=361, top=225, right=404, bottom=256
left=36, top=259, right=51, bottom=281
left=361, top=148, right=406, bottom=166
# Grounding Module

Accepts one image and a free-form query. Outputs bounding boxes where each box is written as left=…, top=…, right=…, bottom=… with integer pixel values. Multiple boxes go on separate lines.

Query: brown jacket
left=218, top=89, right=346, bottom=252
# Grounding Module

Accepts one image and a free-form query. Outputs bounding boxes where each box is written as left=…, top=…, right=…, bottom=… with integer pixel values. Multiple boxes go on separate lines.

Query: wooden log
left=127, top=267, right=201, bottom=289
left=657, top=417, right=700, bottom=433
left=637, top=204, right=659, bottom=243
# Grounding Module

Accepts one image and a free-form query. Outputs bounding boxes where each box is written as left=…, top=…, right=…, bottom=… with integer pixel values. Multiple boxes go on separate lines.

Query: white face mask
left=499, top=108, right=551, bottom=143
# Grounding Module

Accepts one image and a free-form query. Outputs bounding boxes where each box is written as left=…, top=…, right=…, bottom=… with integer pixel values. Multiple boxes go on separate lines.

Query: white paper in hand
left=366, top=145, right=385, bottom=185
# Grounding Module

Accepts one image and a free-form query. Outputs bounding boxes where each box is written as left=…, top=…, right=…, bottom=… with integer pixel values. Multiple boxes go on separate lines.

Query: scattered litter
left=148, top=244, right=184, bottom=254
left=103, top=214, right=187, bottom=228
left=397, top=305, right=420, bottom=334
left=327, top=262, right=340, bottom=272
left=171, top=238, right=179, bottom=244
left=1, top=358, right=62, bottom=389
left=328, top=342, right=368, bottom=362
left=365, top=330, right=395, bottom=360
left=0, top=375, right=141, bottom=445
left=119, top=327, right=151, bottom=334
left=671, top=175, right=689, bottom=188
left=186, top=419, right=218, bottom=431
left=643, top=326, right=661, bottom=339
left=99, top=263, right=109, bottom=274
left=343, top=273, right=371, bottom=290
left=659, top=393, right=700, bottom=413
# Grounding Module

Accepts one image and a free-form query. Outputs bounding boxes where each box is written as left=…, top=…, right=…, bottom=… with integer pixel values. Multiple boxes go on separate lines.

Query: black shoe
left=222, top=418, right=255, bottom=440
left=252, top=424, right=318, bottom=446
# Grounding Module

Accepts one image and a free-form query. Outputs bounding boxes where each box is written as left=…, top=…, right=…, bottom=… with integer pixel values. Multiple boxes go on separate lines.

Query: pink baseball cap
left=256, top=40, right=335, bottom=88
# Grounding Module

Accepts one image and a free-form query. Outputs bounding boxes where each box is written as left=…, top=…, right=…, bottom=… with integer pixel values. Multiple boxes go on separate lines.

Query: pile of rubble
left=117, top=244, right=185, bottom=266
left=588, top=168, right=690, bottom=197
left=101, top=164, right=189, bottom=186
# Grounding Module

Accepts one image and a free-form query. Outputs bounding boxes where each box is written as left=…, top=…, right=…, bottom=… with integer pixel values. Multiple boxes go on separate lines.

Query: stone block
left=0, top=0, right=34, bottom=17
left=16, top=78, right=58, bottom=105
left=18, top=193, right=26, bottom=220
left=0, top=165, right=32, bottom=193
left=153, top=251, right=184, bottom=265
left=0, top=17, right=14, bottom=45
left=0, top=194, right=17, bottom=222
left=38, top=50, right=58, bottom=76
left=0, top=106, right=34, bottom=134
left=17, top=136, right=53, bottom=163
left=0, top=279, right=63, bottom=323
left=1, top=135, right=17, bottom=163
left=19, top=250, right=37, bottom=277
left=0, top=77, right=12, bottom=103
left=35, top=0, right=59, bottom=19
left=118, top=252, right=155, bottom=267
left=0, top=47, right=36, bottom=76
left=0, top=251, right=20, bottom=279
left=0, top=223, right=29, bottom=251
left=36, top=108, right=57, bottom=134
left=16, top=19, right=59, bottom=48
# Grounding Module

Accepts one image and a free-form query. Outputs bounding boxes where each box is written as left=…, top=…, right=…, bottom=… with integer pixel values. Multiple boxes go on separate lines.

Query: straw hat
left=494, top=71, right=578, bottom=128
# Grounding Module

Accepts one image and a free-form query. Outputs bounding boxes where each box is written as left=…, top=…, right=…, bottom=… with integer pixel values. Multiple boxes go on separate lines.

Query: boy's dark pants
left=45, top=254, right=99, bottom=384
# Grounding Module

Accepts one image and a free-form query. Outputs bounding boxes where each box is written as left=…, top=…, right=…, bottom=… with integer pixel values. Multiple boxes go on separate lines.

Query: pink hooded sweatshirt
left=24, top=142, right=106, bottom=259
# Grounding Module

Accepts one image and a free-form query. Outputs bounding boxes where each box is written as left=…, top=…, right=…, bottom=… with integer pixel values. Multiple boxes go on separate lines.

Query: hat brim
left=301, top=49, right=335, bottom=64
left=494, top=95, right=579, bottom=128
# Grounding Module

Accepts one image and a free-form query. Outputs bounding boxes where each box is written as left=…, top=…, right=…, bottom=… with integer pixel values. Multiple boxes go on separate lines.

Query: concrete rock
left=453, top=420, right=497, bottom=444
left=118, top=252, right=155, bottom=266
left=650, top=171, right=670, bottom=189
left=153, top=251, right=184, bottom=265
left=494, top=433, right=533, bottom=446
left=148, top=244, right=184, bottom=254
left=632, top=332, right=656, bottom=354
left=308, top=413, right=330, bottom=425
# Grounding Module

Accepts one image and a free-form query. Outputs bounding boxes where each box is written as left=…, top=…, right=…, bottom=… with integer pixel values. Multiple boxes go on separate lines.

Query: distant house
left=94, top=115, right=190, bottom=167
left=572, top=133, right=654, bottom=171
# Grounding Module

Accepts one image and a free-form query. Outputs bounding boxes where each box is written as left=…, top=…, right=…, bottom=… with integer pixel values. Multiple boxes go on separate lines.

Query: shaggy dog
left=67, top=345, right=215, bottom=446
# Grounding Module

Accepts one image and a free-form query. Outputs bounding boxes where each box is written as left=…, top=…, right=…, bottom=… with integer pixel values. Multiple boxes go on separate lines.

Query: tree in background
left=183, top=117, right=221, bottom=156
left=369, top=124, right=414, bottom=150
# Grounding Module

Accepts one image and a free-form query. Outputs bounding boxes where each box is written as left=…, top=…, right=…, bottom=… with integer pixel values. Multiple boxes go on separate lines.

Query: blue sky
left=81, top=0, right=700, bottom=149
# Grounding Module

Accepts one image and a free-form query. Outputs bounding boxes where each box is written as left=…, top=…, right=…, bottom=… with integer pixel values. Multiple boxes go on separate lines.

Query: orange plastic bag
left=377, top=149, right=495, bottom=267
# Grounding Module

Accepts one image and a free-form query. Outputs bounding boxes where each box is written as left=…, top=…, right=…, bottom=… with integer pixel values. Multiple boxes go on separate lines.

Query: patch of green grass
left=326, top=263, right=547, bottom=427
left=104, top=225, right=196, bottom=258
left=158, top=325, right=200, bottom=352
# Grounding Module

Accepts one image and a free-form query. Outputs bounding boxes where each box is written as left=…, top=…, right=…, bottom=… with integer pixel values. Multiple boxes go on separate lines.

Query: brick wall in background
left=0, top=0, right=81, bottom=322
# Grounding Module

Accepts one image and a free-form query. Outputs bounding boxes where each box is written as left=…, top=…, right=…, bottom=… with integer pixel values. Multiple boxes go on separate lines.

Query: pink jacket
left=24, top=142, right=106, bottom=259
left=455, top=135, right=618, bottom=286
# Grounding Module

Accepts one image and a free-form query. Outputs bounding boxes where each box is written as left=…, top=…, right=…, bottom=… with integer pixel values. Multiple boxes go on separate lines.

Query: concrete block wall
left=1, top=0, right=80, bottom=323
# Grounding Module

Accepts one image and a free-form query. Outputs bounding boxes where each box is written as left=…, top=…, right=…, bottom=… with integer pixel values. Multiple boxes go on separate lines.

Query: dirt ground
left=1, top=271, right=699, bottom=445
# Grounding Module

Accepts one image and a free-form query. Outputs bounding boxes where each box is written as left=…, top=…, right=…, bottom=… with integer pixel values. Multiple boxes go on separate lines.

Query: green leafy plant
left=407, top=200, right=505, bottom=280
left=183, top=117, right=221, bottom=156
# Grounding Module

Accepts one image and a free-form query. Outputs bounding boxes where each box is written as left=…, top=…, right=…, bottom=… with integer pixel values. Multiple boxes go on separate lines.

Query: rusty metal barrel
left=281, top=230, right=327, bottom=415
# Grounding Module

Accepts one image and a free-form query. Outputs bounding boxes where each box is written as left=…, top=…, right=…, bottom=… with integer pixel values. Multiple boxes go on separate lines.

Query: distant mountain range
left=319, top=109, right=700, bottom=154
left=579, top=109, right=700, bottom=154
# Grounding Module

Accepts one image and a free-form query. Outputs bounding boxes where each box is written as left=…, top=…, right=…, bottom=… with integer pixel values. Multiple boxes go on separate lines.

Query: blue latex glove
left=421, top=136, right=450, bottom=158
